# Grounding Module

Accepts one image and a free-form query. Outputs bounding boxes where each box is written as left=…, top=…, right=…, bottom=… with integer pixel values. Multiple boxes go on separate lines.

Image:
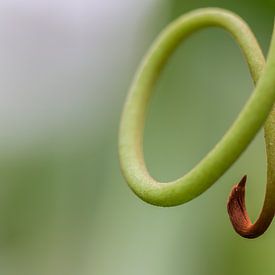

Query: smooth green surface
left=119, top=8, right=275, bottom=206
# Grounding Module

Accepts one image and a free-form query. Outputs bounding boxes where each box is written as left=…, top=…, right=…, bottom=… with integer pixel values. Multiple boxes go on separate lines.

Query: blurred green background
left=0, top=0, right=275, bottom=274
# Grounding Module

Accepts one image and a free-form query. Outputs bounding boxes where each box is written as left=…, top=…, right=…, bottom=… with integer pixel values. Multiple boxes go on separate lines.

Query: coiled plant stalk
left=119, top=8, right=275, bottom=239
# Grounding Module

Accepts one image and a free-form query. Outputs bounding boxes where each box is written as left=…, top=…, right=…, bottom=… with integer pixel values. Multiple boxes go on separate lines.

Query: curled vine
left=119, top=8, right=275, bottom=239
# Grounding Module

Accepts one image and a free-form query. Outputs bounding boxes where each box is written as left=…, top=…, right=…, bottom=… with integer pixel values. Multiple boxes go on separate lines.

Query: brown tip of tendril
left=227, top=175, right=264, bottom=239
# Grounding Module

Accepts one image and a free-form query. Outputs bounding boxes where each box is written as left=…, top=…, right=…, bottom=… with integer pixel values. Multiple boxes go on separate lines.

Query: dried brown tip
left=227, top=175, right=267, bottom=239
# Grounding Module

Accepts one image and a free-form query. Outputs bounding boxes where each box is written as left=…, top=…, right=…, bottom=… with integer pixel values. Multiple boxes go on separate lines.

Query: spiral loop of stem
left=119, top=8, right=275, bottom=238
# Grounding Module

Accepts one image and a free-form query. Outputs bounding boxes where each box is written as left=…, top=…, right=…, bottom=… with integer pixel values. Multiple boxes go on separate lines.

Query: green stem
left=119, top=8, right=275, bottom=237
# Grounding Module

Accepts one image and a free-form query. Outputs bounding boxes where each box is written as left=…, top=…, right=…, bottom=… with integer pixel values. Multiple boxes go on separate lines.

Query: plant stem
left=119, top=8, right=275, bottom=238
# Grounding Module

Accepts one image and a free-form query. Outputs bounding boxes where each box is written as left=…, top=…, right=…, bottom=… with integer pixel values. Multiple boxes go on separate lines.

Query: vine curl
left=119, top=8, right=275, bottom=238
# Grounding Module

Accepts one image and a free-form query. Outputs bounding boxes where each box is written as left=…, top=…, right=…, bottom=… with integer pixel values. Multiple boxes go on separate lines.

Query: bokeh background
left=0, top=0, right=275, bottom=274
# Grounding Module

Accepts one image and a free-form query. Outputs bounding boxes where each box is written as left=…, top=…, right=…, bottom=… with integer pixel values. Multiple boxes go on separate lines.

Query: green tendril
left=118, top=8, right=275, bottom=238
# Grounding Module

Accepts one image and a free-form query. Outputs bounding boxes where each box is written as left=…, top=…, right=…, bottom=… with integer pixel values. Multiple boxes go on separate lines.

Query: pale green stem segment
left=119, top=8, right=275, bottom=208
